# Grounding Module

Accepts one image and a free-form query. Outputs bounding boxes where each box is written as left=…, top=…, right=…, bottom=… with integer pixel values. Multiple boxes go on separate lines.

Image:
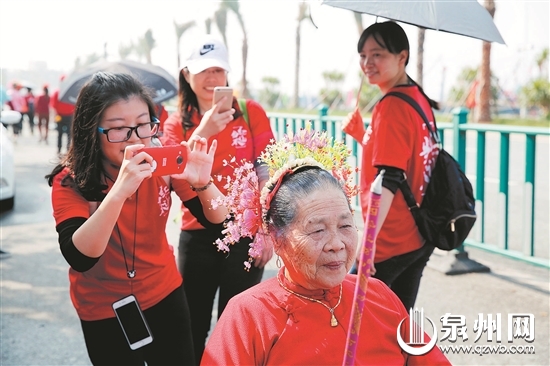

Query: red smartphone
left=212, top=86, right=233, bottom=112
left=139, top=145, right=186, bottom=176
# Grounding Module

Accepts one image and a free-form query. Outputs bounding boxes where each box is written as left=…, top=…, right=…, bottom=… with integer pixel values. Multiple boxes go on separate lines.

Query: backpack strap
left=381, top=91, right=440, bottom=144
left=378, top=91, right=439, bottom=212
left=237, top=98, right=249, bottom=126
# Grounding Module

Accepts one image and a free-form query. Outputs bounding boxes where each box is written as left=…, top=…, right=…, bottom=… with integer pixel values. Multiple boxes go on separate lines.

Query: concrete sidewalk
left=1, top=130, right=549, bottom=365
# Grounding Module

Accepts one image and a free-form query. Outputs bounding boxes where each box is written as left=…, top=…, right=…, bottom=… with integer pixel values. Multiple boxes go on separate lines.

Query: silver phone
left=112, top=295, right=153, bottom=350
left=212, top=86, right=233, bottom=112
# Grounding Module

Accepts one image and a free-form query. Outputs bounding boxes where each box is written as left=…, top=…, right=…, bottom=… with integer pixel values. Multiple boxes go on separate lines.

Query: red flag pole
left=343, top=171, right=384, bottom=365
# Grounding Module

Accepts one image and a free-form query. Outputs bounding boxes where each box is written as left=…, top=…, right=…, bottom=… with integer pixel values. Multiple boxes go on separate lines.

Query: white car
left=0, top=110, right=18, bottom=211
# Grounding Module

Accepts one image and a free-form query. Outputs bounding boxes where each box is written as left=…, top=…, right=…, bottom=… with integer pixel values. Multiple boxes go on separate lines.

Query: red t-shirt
left=52, top=168, right=183, bottom=321
left=35, top=94, right=50, bottom=115
left=360, top=85, right=439, bottom=263
left=161, top=98, right=274, bottom=231
left=201, top=270, right=450, bottom=365
left=50, top=89, right=75, bottom=116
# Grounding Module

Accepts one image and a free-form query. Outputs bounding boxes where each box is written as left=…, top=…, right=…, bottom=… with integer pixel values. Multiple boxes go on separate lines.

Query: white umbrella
left=322, top=0, right=505, bottom=44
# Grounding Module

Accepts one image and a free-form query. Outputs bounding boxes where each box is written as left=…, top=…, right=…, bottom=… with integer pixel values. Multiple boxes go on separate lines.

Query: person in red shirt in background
left=160, top=34, right=275, bottom=363
left=50, top=75, right=75, bottom=155
left=6, top=82, right=27, bottom=140
left=35, top=84, right=51, bottom=143
left=342, top=21, right=440, bottom=311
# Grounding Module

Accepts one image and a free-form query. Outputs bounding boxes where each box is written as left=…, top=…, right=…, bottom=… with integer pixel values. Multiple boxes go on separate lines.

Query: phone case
left=139, top=145, right=186, bottom=176
left=213, top=87, right=233, bottom=112
left=112, top=295, right=153, bottom=350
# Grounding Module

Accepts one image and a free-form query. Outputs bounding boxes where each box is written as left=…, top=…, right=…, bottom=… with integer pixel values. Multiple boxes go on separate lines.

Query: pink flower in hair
left=211, top=159, right=264, bottom=270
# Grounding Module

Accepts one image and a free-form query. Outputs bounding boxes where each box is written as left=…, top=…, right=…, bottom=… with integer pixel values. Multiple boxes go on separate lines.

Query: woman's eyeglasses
left=98, top=121, right=160, bottom=143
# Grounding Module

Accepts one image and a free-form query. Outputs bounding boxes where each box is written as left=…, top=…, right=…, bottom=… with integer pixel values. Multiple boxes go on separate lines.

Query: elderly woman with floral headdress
left=200, top=127, right=450, bottom=365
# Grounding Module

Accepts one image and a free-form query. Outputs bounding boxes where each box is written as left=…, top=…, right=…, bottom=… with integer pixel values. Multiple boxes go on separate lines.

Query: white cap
left=183, top=34, right=231, bottom=74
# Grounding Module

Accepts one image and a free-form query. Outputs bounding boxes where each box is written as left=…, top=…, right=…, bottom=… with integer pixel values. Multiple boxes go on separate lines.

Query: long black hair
left=46, top=72, right=157, bottom=200
left=177, top=68, right=199, bottom=131
left=358, top=21, right=439, bottom=110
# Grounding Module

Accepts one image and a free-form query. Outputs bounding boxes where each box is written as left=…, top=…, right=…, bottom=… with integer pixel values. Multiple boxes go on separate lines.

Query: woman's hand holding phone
left=196, top=101, right=235, bottom=140
left=111, top=144, right=153, bottom=200
left=173, top=135, right=217, bottom=188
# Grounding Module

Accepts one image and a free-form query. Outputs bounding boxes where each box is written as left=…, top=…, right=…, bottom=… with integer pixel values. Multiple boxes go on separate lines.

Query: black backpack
left=381, top=91, right=477, bottom=251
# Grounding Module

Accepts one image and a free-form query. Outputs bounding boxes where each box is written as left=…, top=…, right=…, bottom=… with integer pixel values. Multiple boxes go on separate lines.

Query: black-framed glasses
left=98, top=120, right=160, bottom=143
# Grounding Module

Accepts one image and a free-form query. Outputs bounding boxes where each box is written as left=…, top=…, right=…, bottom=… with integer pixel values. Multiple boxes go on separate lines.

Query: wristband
left=190, top=177, right=214, bottom=192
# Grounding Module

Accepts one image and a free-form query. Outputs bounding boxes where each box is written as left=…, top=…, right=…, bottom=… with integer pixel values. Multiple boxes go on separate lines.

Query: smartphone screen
left=212, top=87, right=233, bottom=112
left=113, top=296, right=153, bottom=350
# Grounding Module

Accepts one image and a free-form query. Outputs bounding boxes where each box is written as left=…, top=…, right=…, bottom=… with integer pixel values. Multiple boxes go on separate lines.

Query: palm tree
left=353, top=11, right=363, bottom=35
left=477, top=0, right=495, bottom=122
left=214, top=8, right=228, bottom=45
left=174, top=20, right=196, bottom=69
left=118, top=41, right=134, bottom=60
left=535, top=47, right=549, bottom=77
left=135, top=29, right=156, bottom=64
left=416, top=29, right=425, bottom=86
left=215, top=0, right=250, bottom=98
left=293, top=3, right=316, bottom=108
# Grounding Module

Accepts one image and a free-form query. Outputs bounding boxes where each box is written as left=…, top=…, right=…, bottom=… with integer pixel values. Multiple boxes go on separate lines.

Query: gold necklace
left=277, top=275, right=342, bottom=327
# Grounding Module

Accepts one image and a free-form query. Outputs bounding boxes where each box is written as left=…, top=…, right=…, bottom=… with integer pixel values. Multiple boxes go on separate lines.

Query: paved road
left=1, top=127, right=549, bottom=365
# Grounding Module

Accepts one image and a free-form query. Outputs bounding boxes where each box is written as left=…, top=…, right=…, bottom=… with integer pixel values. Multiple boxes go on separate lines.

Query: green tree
left=136, top=29, right=156, bottom=64
left=521, top=78, right=550, bottom=119
left=355, top=71, right=381, bottom=112
left=118, top=41, right=134, bottom=60
left=535, top=47, right=549, bottom=77
left=84, top=53, right=101, bottom=67
left=205, top=18, right=212, bottom=34
left=215, top=0, right=250, bottom=98
left=319, top=70, right=345, bottom=108
left=447, top=67, right=478, bottom=106
left=214, top=8, right=228, bottom=44
left=417, top=28, right=425, bottom=86
left=477, top=0, right=496, bottom=122
left=293, top=3, right=316, bottom=108
left=259, top=76, right=281, bottom=108
left=353, top=11, right=363, bottom=36
left=174, top=20, right=196, bottom=69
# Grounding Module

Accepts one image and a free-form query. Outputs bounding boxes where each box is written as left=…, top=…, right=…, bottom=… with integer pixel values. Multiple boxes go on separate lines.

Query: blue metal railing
left=266, top=108, right=550, bottom=268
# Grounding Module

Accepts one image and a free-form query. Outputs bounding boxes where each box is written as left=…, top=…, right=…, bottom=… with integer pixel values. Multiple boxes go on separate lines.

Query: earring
left=276, top=256, right=282, bottom=268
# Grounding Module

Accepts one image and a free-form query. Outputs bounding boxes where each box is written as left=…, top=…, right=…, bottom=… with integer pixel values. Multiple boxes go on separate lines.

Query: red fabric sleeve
left=51, top=169, right=90, bottom=224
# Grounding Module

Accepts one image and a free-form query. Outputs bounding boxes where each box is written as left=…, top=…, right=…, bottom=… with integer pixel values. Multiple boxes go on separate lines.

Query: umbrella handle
left=355, top=73, right=364, bottom=109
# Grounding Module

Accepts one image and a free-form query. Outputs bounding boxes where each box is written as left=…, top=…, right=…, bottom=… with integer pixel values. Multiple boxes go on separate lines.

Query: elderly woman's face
left=279, top=187, right=358, bottom=290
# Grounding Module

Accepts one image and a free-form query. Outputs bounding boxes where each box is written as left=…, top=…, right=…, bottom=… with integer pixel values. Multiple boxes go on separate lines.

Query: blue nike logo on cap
left=199, top=44, right=215, bottom=55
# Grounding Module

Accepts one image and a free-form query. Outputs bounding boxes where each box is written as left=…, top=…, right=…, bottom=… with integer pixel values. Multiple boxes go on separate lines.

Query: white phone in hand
left=212, top=86, right=233, bottom=112
left=112, top=295, right=153, bottom=350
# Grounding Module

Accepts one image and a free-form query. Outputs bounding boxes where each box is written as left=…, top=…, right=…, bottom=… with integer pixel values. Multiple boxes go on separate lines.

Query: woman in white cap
left=160, top=34, right=275, bottom=363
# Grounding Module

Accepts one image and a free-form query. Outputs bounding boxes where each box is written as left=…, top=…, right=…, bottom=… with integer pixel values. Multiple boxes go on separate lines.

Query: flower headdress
left=212, top=124, right=358, bottom=270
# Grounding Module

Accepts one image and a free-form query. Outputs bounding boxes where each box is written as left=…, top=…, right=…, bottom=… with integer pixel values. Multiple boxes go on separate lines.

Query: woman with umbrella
left=343, top=21, right=440, bottom=311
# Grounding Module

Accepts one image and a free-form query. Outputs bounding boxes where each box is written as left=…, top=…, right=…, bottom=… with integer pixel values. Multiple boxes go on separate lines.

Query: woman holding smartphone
left=47, top=72, right=227, bottom=365
left=160, top=34, right=275, bottom=362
